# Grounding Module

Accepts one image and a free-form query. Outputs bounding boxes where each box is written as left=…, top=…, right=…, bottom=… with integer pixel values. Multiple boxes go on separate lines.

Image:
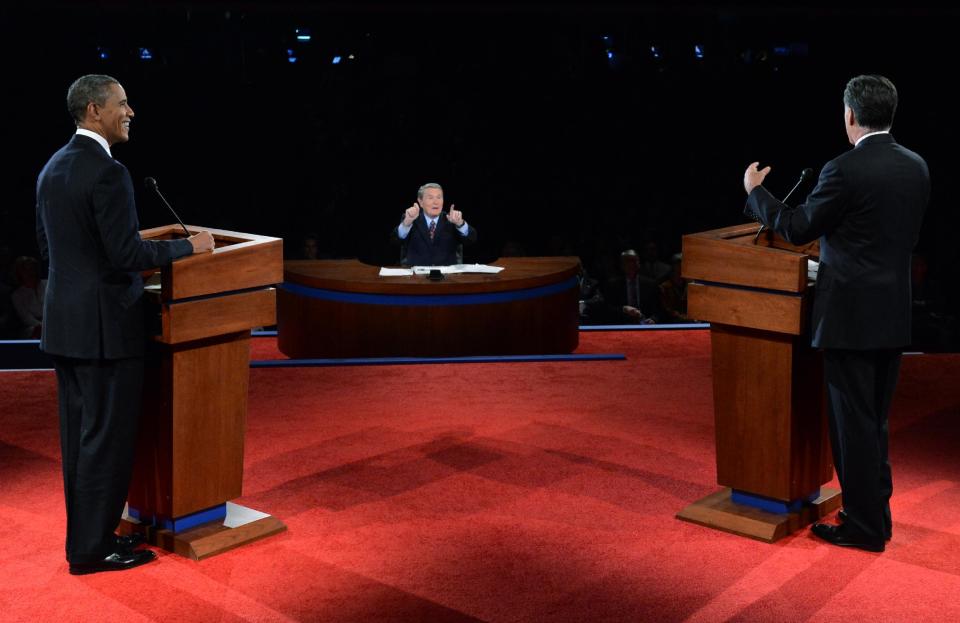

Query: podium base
left=119, top=502, right=286, bottom=561
left=676, top=487, right=841, bottom=543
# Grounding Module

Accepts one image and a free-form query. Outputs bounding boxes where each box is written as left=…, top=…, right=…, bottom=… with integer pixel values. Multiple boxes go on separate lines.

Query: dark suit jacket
left=745, top=133, right=930, bottom=349
left=36, top=134, right=193, bottom=359
left=389, top=213, right=478, bottom=266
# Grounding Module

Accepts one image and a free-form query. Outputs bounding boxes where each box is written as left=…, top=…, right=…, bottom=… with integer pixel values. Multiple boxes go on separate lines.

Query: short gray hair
left=417, top=182, right=443, bottom=200
left=66, top=74, right=120, bottom=125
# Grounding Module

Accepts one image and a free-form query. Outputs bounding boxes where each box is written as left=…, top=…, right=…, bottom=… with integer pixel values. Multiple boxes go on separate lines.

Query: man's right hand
left=402, top=203, right=420, bottom=226
left=189, top=231, right=215, bottom=254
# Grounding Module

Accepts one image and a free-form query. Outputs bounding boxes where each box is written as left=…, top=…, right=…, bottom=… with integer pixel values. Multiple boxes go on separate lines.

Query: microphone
left=144, top=177, right=191, bottom=238
left=754, top=168, right=815, bottom=243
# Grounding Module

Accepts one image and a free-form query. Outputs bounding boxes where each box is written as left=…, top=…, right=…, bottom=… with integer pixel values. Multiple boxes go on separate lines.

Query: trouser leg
left=873, top=350, right=901, bottom=537
left=824, top=349, right=895, bottom=541
left=54, top=356, right=144, bottom=564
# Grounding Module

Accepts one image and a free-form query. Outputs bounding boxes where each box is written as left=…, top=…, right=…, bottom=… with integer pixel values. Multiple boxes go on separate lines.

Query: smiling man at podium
left=36, top=74, right=215, bottom=575
left=743, top=75, right=930, bottom=552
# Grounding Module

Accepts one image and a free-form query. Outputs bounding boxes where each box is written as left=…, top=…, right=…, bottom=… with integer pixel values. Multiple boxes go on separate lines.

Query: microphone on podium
left=144, top=177, right=191, bottom=238
left=753, top=167, right=815, bottom=243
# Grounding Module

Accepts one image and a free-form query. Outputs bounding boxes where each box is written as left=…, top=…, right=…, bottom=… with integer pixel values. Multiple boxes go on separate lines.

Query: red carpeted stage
left=2, top=329, right=960, bottom=622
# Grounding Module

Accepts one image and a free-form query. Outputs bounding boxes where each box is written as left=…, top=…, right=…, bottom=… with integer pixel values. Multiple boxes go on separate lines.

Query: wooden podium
left=676, top=223, right=841, bottom=542
left=121, top=225, right=285, bottom=560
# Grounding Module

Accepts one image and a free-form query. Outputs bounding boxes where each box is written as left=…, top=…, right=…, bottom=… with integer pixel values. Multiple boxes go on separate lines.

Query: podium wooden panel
left=676, top=224, right=840, bottom=542
left=123, top=225, right=286, bottom=560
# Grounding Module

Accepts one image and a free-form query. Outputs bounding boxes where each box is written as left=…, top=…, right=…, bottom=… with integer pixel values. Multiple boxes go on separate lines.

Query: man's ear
left=845, top=106, right=857, bottom=128
left=86, top=101, right=99, bottom=122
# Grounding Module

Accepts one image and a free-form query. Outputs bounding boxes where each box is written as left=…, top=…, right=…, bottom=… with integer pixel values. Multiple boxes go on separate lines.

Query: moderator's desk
left=278, top=257, right=580, bottom=358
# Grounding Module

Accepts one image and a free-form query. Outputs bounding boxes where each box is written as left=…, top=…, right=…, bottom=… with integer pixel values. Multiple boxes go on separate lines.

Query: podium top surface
left=682, top=223, right=819, bottom=293
left=140, top=224, right=283, bottom=301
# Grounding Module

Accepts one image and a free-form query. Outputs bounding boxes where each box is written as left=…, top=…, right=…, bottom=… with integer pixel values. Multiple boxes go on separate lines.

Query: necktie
left=428, top=219, right=436, bottom=240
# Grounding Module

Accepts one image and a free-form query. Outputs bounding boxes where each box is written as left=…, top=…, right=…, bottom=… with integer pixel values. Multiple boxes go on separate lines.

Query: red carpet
left=2, top=330, right=960, bottom=622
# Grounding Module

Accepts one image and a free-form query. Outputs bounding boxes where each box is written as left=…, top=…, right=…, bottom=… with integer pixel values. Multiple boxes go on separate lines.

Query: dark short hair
left=843, top=74, right=898, bottom=131
left=66, top=74, right=120, bottom=125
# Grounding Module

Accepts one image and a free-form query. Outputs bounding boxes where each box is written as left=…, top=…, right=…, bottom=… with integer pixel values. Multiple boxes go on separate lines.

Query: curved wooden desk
left=278, top=257, right=580, bottom=358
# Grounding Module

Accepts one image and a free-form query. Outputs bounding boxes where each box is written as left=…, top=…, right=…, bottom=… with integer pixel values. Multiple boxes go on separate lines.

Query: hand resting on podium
left=189, top=231, right=215, bottom=253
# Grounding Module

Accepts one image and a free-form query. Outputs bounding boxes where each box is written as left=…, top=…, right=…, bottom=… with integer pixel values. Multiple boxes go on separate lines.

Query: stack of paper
left=379, top=264, right=505, bottom=277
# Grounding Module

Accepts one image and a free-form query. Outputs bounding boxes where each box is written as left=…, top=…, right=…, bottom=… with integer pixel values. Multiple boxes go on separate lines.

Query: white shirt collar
left=75, top=128, right=112, bottom=157
left=855, top=130, right=890, bottom=147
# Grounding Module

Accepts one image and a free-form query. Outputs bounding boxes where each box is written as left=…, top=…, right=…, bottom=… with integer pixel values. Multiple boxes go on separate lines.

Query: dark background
left=2, top=2, right=957, bottom=347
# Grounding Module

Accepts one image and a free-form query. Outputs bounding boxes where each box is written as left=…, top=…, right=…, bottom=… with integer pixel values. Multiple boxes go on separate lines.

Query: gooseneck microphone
left=144, top=177, right=191, bottom=237
left=754, top=167, right=815, bottom=243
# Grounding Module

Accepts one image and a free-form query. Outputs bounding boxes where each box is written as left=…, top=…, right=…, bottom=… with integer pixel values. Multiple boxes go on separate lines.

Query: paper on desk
left=379, top=267, right=415, bottom=276
left=411, top=264, right=505, bottom=275
left=807, top=259, right=819, bottom=282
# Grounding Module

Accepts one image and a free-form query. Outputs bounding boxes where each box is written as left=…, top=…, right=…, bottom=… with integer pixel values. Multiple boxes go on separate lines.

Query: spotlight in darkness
left=602, top=34, right=617, bottom=66
left=97, top=46, right=110, bottom=60
left=694, top=44, right=704, bottom=59
left=295, top=27, right=311, bottom=42
left=287, top=48, right=298, bottom=64
left=650, top=45, right=661, bottom=60
left=139, top=48, right=153, bottom=61
left=332, top=55, right=342, bottom=64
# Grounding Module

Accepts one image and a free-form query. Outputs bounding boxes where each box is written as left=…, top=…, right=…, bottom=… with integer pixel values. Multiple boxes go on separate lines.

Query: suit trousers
left=823, top=348, right=901, bottom=541
left=53, top=355, right=144, bottom=564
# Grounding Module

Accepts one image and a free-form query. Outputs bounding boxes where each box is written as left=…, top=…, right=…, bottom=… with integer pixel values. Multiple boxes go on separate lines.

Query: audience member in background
left=0, top=243, right=18, bottom=338
left=390, top=182, right=477, bottom=266
left=637, top=239, right=671, bottom=285
left=500, top=239, right=527, bottom=257
left=11, top=256, right=46, bottom=338
left=599, top=249, right=657, bottom=324
left=300, top=232, right=320, bottom=260
left=658, top=253, right=690, bottom=323
left=577, top=263, right=605, bottom=325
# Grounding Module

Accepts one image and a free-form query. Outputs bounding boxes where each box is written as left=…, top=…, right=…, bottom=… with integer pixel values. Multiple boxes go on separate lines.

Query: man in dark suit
left=36, top=74, right=215, bottom=574
left=743, top=75, right=930, bottom=552
left=389, top=182, right=477, bottom=266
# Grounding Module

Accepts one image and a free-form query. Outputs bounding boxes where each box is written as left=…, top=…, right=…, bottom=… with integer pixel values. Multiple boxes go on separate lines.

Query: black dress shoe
left=811, top=522, right=885, bottom=552
left=116, top=533, right=146, bottom=552
left=69, top=549, right=156, bottom=575
left=837, top=509, right=891, bottom=541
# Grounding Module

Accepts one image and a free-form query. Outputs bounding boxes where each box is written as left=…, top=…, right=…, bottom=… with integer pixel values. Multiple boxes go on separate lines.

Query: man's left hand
left=446, top=204, right=464, bottom=227
left=744, top=162, right=771, bottom=195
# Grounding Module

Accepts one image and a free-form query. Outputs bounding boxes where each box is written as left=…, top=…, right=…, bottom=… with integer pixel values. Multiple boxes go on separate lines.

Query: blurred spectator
left=11, top=256, right=46, bottom=338
left=599, top=249, right=657, bottom=324
left=659, top=252, right=690, bottom=323
left=300, top=232, right=320, bottom=260
left=577, top=263, right=605, bottom=324
left=638, top=239, right=671, bottom=284
left=0, top=243, right=18, bottom=338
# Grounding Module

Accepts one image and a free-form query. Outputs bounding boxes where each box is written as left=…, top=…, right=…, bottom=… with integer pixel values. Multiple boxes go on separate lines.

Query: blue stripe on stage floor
left=252, top=325, right=708, bottom=338
left=251, top=353, right=626, bottom=368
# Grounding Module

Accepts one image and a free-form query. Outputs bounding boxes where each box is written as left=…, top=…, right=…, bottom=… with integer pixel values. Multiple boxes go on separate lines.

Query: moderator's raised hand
left=403, top=203, right=420, bottom=226
left=446, top=204, right=464, bottom=227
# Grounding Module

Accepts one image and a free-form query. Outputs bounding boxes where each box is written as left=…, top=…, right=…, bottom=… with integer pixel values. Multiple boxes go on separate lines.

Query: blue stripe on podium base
left=731, top=489, right=820, bottom=515
left=128, top=503, right=227, bottom=533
